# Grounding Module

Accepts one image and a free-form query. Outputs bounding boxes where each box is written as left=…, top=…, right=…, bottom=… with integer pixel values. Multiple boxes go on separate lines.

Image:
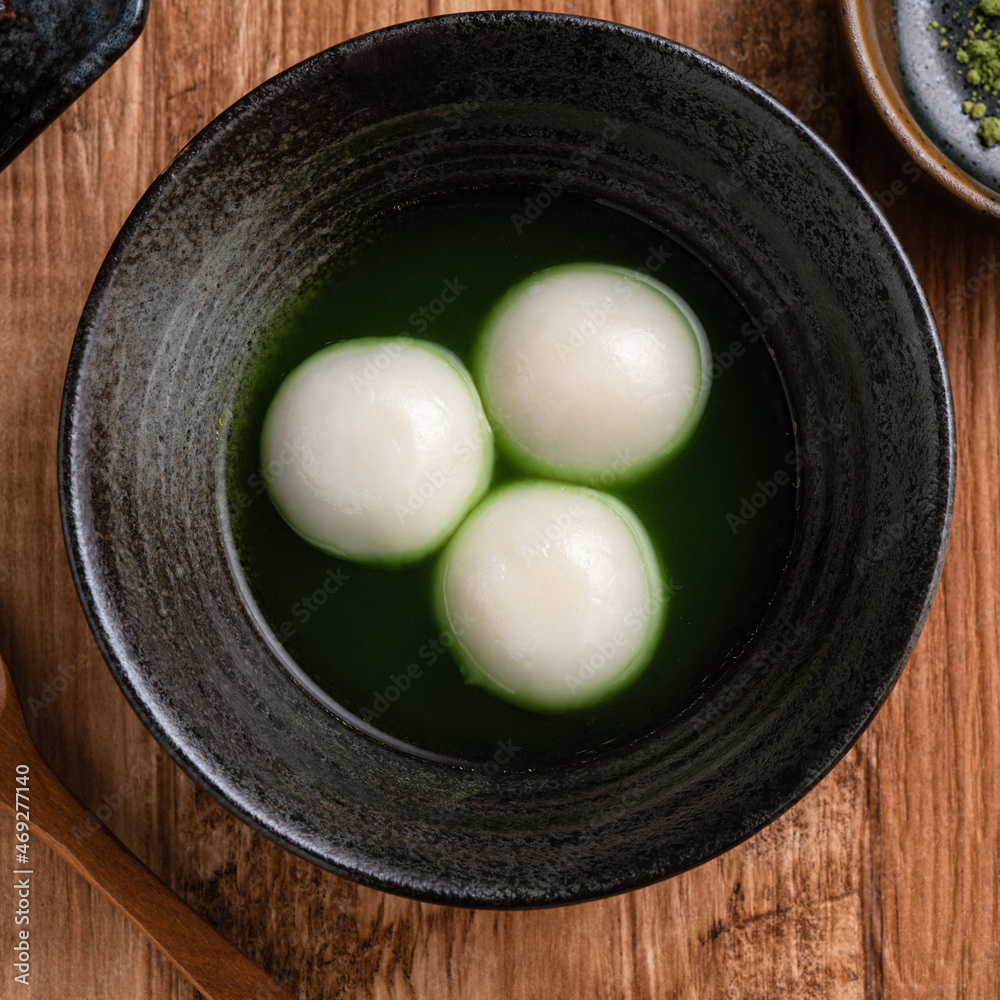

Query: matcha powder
left=932, top=0, right=1000, bottom=146
left=980, top=114, right=1000, bottom=145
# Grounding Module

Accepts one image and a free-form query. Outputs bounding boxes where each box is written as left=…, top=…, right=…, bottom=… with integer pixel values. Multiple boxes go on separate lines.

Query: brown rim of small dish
left=840, top=0, right=1000, bottom=223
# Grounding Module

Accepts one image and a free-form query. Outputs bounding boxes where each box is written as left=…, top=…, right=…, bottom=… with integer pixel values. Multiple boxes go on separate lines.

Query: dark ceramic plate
left=894, top=0, right=1000, bottom=192
left=842, top=0, right=1000, bottom=221
left=0, top=0, right=148, bottom=170
left=59, top=12, right=955, bottom=908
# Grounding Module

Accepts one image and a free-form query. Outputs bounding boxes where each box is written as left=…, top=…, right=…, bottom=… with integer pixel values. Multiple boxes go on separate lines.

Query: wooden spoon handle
left=20, top=752, right=297, bottom=1000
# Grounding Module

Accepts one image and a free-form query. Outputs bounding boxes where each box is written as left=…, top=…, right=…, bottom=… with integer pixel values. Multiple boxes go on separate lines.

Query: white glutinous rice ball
left=435, top=481, right=664, bottom=713
left=260, top=338, right=494, bottom=565
left=476, top=263, right=711, bottom=484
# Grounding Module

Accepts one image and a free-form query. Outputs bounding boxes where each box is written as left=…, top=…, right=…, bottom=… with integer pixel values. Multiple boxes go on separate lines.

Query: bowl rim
left=840, top=0, right=1000, bottom=224
left=58, top=9, right=956, bottom=908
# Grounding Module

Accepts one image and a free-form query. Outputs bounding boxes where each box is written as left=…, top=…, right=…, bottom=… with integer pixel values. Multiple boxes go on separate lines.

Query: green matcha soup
left=223, top=188, right=798, bottom=770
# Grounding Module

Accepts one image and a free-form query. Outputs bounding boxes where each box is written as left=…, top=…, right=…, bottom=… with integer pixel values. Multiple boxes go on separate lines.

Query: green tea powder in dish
left=260, top=337, right=493, bottom=565
left=475, top=263, right=711, bottom=484
left=935, top=1, right=1000, bottom=146
left=435, top=481, right=664, bottom=713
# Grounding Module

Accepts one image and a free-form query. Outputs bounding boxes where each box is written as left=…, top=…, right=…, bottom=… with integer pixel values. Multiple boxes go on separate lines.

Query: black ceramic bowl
left=59, top=12, right=954, bottom=908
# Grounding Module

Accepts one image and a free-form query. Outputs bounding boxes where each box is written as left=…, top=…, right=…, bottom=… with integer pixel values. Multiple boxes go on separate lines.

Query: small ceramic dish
left=0, top=0, right=148, bottom=171
left=841, top=0, right=1000, bottom=222
left=59, top=11, right=955, bottom=907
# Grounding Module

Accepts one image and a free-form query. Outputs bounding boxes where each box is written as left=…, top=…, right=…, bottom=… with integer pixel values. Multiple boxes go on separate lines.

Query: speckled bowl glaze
left=59, top=12, right=955, bottom=908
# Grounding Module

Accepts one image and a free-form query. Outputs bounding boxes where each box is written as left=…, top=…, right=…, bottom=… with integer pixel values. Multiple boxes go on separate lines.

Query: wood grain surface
left=0, top=0, right=997, bottom=997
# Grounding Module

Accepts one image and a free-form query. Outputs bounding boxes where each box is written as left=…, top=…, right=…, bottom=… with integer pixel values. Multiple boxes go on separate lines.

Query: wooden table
left=1, top=0, right=997, bottom=996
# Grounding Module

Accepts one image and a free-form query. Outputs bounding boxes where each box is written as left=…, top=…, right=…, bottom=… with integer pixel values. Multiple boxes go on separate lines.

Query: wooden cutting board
left=1, top=0, right=997, bottom=996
